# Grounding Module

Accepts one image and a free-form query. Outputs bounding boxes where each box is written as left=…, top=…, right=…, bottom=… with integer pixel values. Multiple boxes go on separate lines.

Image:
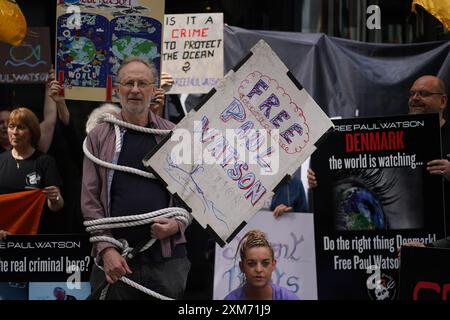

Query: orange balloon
left=0, top=0, right=27, bottom=46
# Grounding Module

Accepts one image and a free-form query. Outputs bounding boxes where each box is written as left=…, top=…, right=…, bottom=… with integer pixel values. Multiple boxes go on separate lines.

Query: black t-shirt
left=0, top=150, right=63, bottom=234
left=110, top=129, right=182, bottom=261
left=0, top=150, right=62, bottom=194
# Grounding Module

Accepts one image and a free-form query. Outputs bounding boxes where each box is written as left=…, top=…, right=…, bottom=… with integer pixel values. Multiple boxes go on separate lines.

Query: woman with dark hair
left=0, top=107, right=63, bottom=234
left=224, top=229, right=299, bottom=300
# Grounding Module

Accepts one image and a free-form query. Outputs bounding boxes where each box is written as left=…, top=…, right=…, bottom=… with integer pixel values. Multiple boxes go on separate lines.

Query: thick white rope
left=83, top=139, right=156, bottom=179
left=100, top=113, right=170, bottom=135
left=82, top=113, right=171, bottom=179
left=89, top=235, right=172, bottom=300
left=85, top=208, right=192, bottom=233
left=83, top=113, right=191, bottom=300
left=92, top=245, right=173, bottom=300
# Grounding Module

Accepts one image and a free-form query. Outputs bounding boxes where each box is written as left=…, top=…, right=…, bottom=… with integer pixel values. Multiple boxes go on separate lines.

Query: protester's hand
left=427, top=158, right=450, bottom=180
left=48, top=80, right=64, bottom=103
left=307, top=168, right=318, bottom=188
left=151, top=217, right=179, bottom=240
left=160, top=72, right=174, bottom=91
left=272, top=204, right=293, bottom=218
left=42, top=185, right=62, bottom=204
left=150, top=87, right=165, bottom=117
left=0, top=230, right=11, bottom=241
left=101, top=247, right=132, bottom=284
left=43, top=186, right=64, bottom=211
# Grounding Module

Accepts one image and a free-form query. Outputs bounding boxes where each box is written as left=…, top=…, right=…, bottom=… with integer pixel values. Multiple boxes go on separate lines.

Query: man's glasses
left=409, top=90, right=444, bottom=98
left=119, top=80, right=155, bottom=89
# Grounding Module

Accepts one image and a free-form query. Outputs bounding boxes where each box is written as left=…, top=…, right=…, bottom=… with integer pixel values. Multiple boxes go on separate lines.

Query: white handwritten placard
left=144, top=40, right=333, bottom=245
left=162, top=13, right=223, bottom=94
left=213, top=210, right=317, bottom=300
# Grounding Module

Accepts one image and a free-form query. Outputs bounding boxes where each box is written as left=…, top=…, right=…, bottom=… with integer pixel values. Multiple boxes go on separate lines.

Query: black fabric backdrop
left=223, top=25, right=450, bottom=118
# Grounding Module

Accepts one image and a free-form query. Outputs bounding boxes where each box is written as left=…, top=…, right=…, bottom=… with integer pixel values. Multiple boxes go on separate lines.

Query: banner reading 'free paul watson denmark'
left=311, top=113, right=445, bottom=300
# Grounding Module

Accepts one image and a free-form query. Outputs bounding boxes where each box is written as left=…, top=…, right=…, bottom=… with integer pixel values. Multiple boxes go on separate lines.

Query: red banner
left=0, top=189, right=46, bottom=234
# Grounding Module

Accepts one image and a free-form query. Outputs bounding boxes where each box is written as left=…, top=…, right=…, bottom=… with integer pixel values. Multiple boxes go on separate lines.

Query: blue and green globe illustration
left=334, top=184, right=386, bottom=230
left=111, top=36, right=160, bottom=61
left=68, top=37, right=96, bottom=65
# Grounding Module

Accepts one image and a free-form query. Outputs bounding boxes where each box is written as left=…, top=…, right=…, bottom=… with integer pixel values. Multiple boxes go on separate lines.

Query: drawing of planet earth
left=68, top=37, right=96, bottom=65
left=111, top=36, right=160, bottom=61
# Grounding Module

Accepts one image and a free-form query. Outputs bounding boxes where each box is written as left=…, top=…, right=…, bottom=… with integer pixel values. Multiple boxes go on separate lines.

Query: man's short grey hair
left=116, top=57, right=159, bottom=84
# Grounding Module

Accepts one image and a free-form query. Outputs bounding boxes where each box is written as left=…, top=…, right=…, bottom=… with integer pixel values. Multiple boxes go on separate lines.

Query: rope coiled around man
left=83, top=113, right=192, bottom=300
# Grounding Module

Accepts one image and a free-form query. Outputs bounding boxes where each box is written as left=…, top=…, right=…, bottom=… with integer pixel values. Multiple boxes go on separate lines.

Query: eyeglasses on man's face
left=409, top=90, right=444, bottom=98
left=118, top=80, right=155, bottom=89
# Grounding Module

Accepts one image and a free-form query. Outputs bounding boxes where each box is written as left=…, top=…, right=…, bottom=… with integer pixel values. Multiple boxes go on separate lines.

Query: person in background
left=149, top=72, right=174, bottom=118
left=161, top=72, right=205, bottom=124
left=41, top=70, right=84, bottom=233
left=224, top=229, right=299, bottom=300
left=271, top=168, right=308, bottom=218
left=408, top=76, right=449, bottom=183
left=308, top=75, right=449, bottom=230
left=0, top=107, right=64, bottom=235
left=149, top=87, right=166, bottom=117
left=53, top=287, right=77, bottom=300
left=400, top=76, right=448, bottom=248
left=0, top=107, right=11, bottom=153
left=308, top=75, right=448, bottom=187
left=306, top=167, right=318, bottom=188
